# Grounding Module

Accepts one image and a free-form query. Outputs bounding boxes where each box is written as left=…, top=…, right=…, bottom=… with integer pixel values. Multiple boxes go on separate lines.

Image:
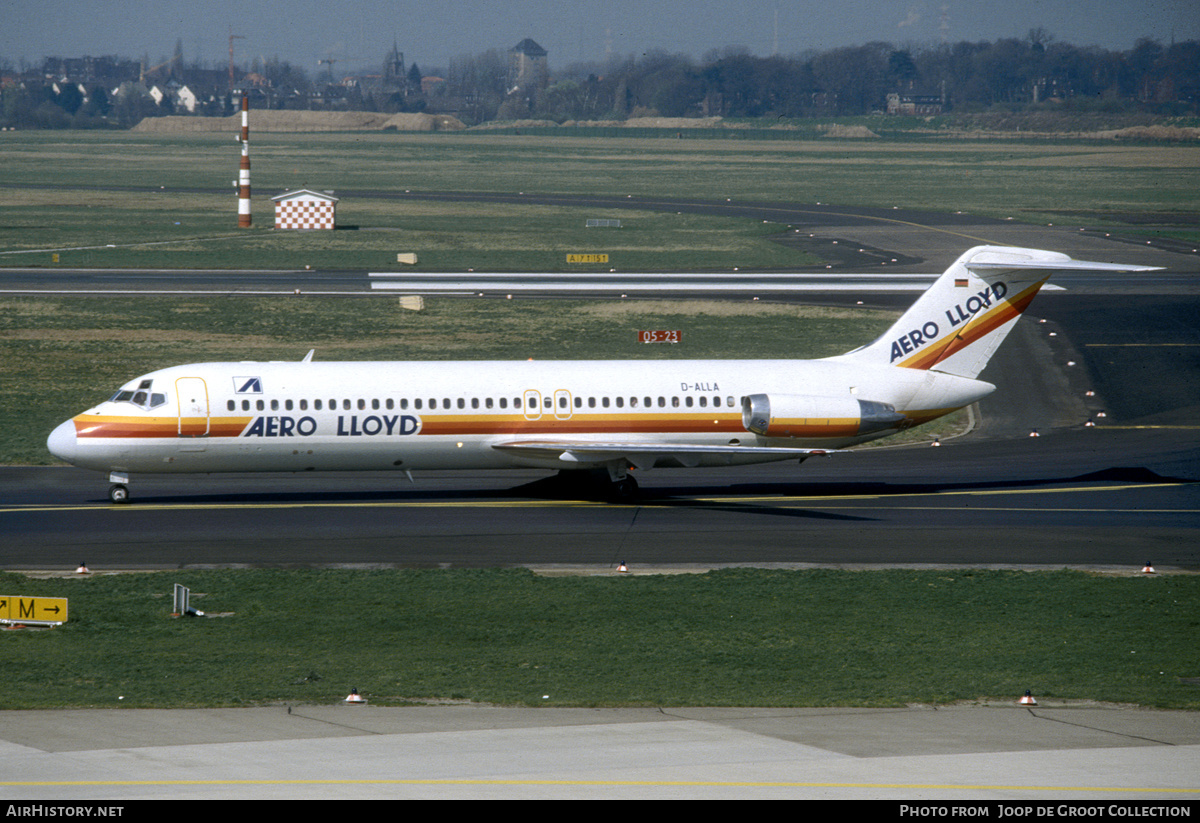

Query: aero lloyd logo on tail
left=890, top=282, right=1008, bottom=363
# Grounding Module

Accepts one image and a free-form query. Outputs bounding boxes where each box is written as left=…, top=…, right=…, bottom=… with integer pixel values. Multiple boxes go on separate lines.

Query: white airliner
left=47, top=246, right=1155, bottom=503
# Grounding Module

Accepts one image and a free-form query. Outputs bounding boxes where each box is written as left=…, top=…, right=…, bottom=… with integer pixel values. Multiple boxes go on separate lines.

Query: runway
left=3, top=427, right=1198, bottom=570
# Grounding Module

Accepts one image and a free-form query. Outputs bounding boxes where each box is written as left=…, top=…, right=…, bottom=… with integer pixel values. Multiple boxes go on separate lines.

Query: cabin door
left=176, top=377, right=211, bottom=437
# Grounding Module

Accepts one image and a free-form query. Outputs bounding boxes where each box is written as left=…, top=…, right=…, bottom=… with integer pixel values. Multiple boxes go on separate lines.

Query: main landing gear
left=606, top=464, right=639, bottom=503
left=609, top=475, right=639, bottom=502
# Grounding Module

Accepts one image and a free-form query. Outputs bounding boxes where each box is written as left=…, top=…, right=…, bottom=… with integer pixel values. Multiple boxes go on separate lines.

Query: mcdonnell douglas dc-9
left=48, top=246, right=1154, bottom=503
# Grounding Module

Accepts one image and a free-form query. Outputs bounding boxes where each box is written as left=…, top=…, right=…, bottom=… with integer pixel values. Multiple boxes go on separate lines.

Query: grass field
left=1, top=568, right=1196, bottom=710
left=1, top=131, right=1198, bottom=272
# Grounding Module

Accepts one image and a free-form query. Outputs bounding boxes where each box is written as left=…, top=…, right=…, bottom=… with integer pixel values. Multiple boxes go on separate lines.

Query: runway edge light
left=344, top=688, right=366, bottom=704
left=1019, top=690, right=1038, bottom=705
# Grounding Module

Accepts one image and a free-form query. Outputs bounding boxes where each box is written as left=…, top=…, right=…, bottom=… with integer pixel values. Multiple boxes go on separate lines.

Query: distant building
left=508, top=38, right=548, bottom=94
left=382, top=41, right=407, bottom=93
left=886, top=93, right=943, bottom=116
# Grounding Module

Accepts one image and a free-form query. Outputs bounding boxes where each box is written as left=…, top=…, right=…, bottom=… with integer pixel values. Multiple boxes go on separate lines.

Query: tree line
left=500, top=35, right=1199, bottom=122
left=3, top=32, right=1197, bottom=129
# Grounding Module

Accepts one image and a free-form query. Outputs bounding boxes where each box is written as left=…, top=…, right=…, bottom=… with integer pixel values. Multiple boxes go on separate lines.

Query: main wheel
left=609, top=476, right=639, bottom=502
left=108, top=484, right=130, bottom=504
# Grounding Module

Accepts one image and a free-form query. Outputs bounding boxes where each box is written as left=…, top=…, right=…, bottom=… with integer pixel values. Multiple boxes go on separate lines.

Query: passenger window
left=227, top=400, right=235, bottom=411
left=315, top=399, right=323, bottom=411
left=301, top=399, right=308, bottom=411
left=257, top=400, right=265, bottom=411
left=616, top=397, right=624, bottom=408
left=271, top=399, right=280, bottom=411
left=500, top=398, right=508, bottom=409
left=602, top=397, right=610, bottom=408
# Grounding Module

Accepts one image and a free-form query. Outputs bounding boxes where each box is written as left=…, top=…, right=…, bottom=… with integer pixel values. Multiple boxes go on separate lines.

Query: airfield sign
left=0, top=595, right=68, bottom=626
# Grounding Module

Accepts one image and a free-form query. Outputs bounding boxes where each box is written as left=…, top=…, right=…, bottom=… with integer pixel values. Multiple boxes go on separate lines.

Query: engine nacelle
left=741, top=393, right=906, bottom=439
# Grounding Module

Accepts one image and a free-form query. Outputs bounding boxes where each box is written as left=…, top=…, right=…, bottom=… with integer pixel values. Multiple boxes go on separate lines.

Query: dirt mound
left=381, top=112, right=466, bottom=131
left=820, top=123, right=880, bottom=138
left=133, top=110, right=465, bottom=133
left=1090, top=125, right=1200, bottom=141
left=473, top=116, right=726, bottom=130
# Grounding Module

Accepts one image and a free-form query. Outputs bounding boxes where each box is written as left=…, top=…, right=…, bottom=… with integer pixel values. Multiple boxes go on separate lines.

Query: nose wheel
left=108, top=484, right=130, bottom=504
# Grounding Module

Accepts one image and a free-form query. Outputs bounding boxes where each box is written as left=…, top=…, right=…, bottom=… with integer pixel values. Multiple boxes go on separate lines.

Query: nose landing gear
left=108, top=472, right=130, bottom=504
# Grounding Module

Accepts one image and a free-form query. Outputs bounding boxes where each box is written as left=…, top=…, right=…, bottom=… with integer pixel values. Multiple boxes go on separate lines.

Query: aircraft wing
left=490, top=440, right=835, bottom=469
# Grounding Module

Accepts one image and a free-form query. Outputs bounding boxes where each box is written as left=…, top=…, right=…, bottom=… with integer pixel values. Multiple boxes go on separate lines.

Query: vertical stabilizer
left=835, top=246, right=1155, bottom=379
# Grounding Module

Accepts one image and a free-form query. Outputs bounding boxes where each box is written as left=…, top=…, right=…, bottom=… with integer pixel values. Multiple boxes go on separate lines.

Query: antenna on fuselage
left=302, top=349, right=315, bottom=363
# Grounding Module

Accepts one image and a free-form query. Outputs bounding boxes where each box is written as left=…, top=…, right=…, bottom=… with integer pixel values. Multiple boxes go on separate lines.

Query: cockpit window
left=110, top=384, right=167, bottom=410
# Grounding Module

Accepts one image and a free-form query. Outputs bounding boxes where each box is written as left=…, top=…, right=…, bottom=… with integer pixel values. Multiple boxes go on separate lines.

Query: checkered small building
left=271, top=190, right=339, bottom=230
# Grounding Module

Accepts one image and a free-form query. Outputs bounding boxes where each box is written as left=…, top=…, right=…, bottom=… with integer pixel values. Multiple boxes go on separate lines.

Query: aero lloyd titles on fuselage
left=241, top=414, right=422, bottom=438
left=889, top=282, right=1008, bottom=363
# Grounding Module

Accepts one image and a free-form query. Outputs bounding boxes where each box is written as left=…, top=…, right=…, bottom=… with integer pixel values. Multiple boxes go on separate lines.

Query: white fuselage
left=48, top=356, right=992, bottom=476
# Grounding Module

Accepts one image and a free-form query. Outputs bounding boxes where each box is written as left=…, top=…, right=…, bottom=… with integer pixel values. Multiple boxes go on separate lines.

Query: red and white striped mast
left=237, top=93, right=251, bottom=227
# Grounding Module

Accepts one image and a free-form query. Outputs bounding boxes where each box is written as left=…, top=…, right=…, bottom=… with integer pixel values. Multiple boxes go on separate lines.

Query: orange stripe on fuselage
left=74, top=416, right=251, bottom=439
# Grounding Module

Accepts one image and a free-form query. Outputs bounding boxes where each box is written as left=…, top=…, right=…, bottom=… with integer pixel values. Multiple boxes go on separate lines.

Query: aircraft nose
left=47, top=420, right=78, bottom=464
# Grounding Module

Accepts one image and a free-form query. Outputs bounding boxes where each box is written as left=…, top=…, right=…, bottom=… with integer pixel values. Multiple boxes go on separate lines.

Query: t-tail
left=836, top=245, right=1159, bottom=379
